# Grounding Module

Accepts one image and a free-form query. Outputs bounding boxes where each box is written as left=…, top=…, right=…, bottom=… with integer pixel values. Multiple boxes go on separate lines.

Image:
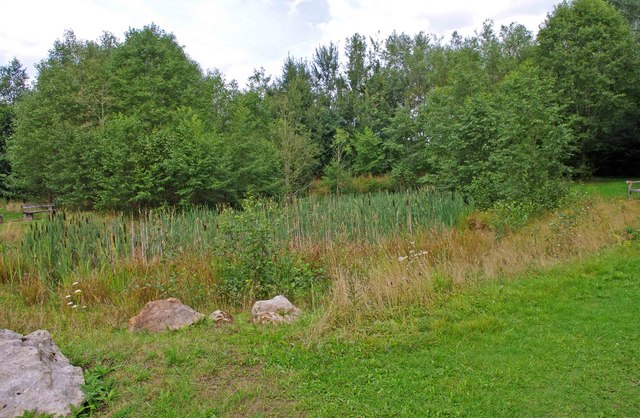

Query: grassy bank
left=2, top=183, right=640, bottom=416
left=2, top=239, right=639, bottom=416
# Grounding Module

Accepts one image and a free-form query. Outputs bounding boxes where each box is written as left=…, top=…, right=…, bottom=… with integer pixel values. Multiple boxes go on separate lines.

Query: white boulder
left=251, top=295, right=301, bottom=324
left=0, top=329, right=85, bottom=417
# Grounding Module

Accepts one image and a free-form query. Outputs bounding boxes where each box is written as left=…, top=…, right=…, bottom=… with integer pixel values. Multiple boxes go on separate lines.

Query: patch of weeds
left=213, top=197, right=324, bottom=304
left=549, top=199, right=592, bottom=246
left=623, top=226, right=640, bottom=240
left=487, top=201, right=537, bottom=237
left=132, top=273, right=178, bottom=300
left=433, top=272, right=454, bottom=293
left=72, top=364, right=115, bottom=417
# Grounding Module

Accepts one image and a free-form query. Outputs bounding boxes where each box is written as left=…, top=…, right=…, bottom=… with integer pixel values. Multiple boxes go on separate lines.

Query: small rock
left=128, top=297, right=204, bottom=332
left=251, top=295, right=301, bottom=324
left=0, top=329, right=85, bottom=417
left=252, top=311, right=290, bottom=324
left=209, top=310, right=233, bottom=325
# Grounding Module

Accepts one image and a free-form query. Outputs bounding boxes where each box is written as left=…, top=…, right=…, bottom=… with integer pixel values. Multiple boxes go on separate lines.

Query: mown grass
left=2, top=239, right=639, bottom=416
left=0, top=200, right=22, bottom=222
left=288, top=243, right=640, bottom=416
left=573, top=177, right=631, bottom=199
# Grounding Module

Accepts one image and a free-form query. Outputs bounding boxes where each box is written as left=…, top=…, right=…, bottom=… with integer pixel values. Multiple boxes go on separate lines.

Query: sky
left=0, top=0, right=560, bottom=87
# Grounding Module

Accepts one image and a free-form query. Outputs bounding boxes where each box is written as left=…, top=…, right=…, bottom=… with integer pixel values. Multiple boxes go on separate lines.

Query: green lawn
left=0, top=207, right=22, bottom=222
left=7, top=240, right=636, bottom=417
left=573, top=177, right=634, bottom=199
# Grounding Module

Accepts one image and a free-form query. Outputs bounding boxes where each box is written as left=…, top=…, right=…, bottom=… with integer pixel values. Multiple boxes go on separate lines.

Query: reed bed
left=285, top=190, right=468, bottom=244
left=0, top=190, right=471, bottom=287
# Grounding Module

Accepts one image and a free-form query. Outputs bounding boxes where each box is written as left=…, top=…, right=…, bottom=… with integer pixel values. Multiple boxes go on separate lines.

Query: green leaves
left=425, top=63, right=573, bottom=210
left=72, top=365, right=115, bottom=417
left=7, top=25, right=283, bottom=209
left=5, top=7, right=640, bottom=207
left=213, top=198, right=320, bottom=304
left=537, top=0, right=640, bottom=174
left=109, top=24, right=202, bottom=129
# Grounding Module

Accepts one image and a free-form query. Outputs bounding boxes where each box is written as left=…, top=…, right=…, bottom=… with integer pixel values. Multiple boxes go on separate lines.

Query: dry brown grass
left=313, top=198, right=640, bottom=333
left=0, top=222, right=24, bottom=243
left=1, top=200, right=23, bottom=213
left=18, top=274, right=51, bottom=306
left=0, top=251, right=222, bottom=333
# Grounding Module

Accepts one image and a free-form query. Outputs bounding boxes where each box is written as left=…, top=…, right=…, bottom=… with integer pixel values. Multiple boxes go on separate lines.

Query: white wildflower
left=72, top=281, right=79, bottom=286
left=72, top=305, right=78, bottom=309
left=74, top=289, right=81, bottom=294
left=67, top=301, right=73, bottom=306
left=65, top=295, right=71, bottom=299
left=82, top=306, right=87, bottom=309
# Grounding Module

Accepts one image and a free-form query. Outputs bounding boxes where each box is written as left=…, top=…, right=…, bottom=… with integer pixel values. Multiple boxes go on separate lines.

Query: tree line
left=0, top=0, right=638, bottom=211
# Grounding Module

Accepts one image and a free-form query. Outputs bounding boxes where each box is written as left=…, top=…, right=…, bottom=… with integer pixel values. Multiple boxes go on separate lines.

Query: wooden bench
left=627, top=180, right=640, bottom=199
left=22, top=204, right=56, bottom=221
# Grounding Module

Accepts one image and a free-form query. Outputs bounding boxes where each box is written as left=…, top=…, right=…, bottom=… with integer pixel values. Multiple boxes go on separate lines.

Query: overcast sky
left=0, top=0, right=560, bottom=87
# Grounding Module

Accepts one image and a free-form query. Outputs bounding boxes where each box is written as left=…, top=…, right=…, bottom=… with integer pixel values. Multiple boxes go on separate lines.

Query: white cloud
left=0, top=0, right=559, bottom=87
left=318, top=0, right=556, bottom=48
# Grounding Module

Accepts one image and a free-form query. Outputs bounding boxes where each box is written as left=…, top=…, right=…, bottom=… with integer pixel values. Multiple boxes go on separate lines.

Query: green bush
left=425, top=63, right=573, bottom=211
left=213, top=197, right=320, bottom=304
left=321, top=158, right=352, bottom=195
left=486, top=201, right=536, bottom=237
left=390, top=161, right=419, bottom=190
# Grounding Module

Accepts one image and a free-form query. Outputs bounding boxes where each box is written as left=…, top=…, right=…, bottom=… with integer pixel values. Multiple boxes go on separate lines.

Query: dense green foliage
left=8, top=26, right=282, bottom=209
left=0, top=58, right=28, bottom=196
left=426, top=63, right=573, bottom=209
left=3, top=0, right=640, bottom=209
left=538, top=0, right=640, bottom=175
left=213, top=198, right=320, bottom=303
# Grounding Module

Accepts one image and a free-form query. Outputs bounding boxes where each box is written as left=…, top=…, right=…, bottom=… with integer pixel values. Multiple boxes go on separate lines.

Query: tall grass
left=0, top=190, right=471, bottom=288
left=313, top=197, right=640, bottom=333
left=285, top=190, right=468, bottom=244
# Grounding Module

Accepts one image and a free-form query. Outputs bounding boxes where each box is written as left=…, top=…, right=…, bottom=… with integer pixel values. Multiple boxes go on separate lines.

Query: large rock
left=128, top=298, right=204, bottom=332
left=0, top=329, right=85, bottom=417
left=251, top=295, right=301, bottom=324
